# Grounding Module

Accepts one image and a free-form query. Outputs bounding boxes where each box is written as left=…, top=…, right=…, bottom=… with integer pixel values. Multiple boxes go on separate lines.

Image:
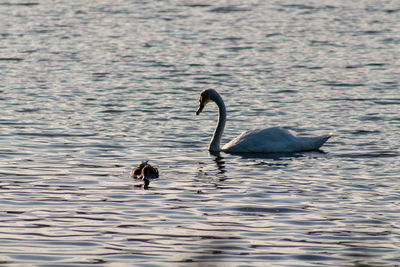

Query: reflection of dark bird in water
left=131, top=161, right=159, bottom=189
left=133, top=176, right=150, bottom=189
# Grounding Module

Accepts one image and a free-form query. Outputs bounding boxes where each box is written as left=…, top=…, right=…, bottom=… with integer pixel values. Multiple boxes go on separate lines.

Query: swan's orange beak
left=196, top=103, right=204, bottom=115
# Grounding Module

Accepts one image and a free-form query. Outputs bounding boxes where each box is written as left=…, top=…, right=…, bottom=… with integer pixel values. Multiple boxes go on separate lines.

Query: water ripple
left=0, top=0, right=399, bottom=266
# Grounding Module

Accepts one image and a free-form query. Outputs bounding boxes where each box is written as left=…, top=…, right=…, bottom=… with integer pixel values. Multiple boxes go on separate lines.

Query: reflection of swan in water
left=196, top=89, right=332, bottom=153
left=195, top=153, right=227, bottom=184
left=213, top=153, right=226, bottom=175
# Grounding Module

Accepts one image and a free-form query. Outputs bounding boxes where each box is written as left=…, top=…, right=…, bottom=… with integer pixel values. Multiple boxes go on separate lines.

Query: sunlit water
left=1, top=0, right=400, bottom=266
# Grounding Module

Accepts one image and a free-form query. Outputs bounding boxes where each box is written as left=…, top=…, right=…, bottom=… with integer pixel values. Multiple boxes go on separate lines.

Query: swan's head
left=196, top=89, right=216, bottom=115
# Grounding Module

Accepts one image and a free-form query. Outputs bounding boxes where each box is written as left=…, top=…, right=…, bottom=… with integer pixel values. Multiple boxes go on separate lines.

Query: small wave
left=359, top=115, right=384, bottom=121
left=208, top=6, right=251, bottom=13
left=327, top=97, right=375, bottom=102
left=337, top=151, right=399, bottom=158
left=183, top=3, right=211, bottom=8
left=15, top=108, right=42, bottom=113
left=310, top=40, right=344, bottom=47
left=271, top=89, right=297, bottom=94
left=265, top=33, right=282, bottom=38
left=346, top=63, right=387, bottom=69
left=15, top=132, right=97, bottom=138
left=0, top=2, right=38, bottom=6
left=234, top=206, right=307, bottom=213
left=0, top=57, right=24, bottom=61
left=374, top=99, right=400, bottom=105
left=225, top=46, right=253, bottom=52
left=323, top=82, right=365, bottom=87
left=351, top=129, right=381, bottom=135
left=99, top=109, right=126, bottom=113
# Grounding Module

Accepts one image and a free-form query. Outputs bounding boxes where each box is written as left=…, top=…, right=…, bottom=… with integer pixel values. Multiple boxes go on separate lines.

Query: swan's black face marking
left=196, top=94, right=206, bottom=115
left=196, top=89, right=213, bottom=115
left=196, top=99, right=205, bottom=115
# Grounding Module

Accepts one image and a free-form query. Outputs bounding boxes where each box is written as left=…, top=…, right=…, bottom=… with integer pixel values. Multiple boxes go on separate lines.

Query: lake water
left=1, top=0, right=400, bottom=266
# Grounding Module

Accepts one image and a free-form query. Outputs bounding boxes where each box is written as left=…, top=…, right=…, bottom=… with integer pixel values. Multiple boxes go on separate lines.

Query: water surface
left=1, top=0, right=400, bottom=266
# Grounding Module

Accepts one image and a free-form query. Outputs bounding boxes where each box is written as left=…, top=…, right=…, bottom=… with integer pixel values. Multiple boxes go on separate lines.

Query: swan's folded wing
left=222, top=127, right=331, bottom=153
left=222, top=127, right=296, bottom=153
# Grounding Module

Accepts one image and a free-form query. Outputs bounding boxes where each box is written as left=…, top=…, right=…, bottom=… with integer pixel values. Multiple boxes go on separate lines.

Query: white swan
left=196, top=89, right=332, bottom=153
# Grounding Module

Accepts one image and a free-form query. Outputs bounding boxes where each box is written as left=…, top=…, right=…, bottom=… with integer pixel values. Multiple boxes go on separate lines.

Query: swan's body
left=196, top=89, right=331, bottom=153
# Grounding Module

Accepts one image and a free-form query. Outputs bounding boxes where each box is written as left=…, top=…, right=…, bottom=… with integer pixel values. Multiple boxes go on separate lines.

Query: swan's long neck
left=209, top=93, right=226, bottom=152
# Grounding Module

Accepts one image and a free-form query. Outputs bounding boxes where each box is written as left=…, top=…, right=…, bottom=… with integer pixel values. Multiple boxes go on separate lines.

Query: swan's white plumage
left=222, top=126, right=332, bottom=153
left=196, top=89, right=331, bottom=153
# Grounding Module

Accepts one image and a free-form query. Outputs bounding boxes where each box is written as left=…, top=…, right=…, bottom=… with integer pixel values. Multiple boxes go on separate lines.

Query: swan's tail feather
left=317, top=133, right=333, bottom=148
left=299, top=133, right=333, bottom=151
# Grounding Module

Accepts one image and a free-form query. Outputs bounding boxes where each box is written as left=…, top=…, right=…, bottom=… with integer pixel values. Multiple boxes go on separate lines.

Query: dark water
left=1, top=0, right=400, bottom=266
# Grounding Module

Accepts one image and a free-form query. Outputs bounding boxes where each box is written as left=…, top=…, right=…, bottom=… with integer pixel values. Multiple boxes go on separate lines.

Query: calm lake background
left=1, top=0, right=400, bottom=266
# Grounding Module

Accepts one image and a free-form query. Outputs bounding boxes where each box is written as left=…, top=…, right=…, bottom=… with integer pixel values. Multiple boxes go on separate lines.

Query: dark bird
left=131, top=161, right=159, bottom=189
left=130, top=161, right=159, bottom=179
